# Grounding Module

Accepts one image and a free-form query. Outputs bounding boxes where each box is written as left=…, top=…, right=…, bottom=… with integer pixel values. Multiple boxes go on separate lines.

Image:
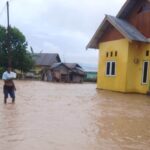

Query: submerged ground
left=0, top=81, right=150, bottom=150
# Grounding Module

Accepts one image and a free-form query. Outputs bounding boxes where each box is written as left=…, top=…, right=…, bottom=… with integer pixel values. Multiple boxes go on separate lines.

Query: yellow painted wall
left=126, top=42, right=150, bottom=94
left=98, top=39, right=150, bottom=94
left=35, top=66, right=42, bottom=74
left=98, top=39, right=129, bottom=92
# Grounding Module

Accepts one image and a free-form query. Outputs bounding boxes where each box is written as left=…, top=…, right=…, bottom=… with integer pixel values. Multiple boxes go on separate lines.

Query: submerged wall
left=98, top=39, right=129, bottom=92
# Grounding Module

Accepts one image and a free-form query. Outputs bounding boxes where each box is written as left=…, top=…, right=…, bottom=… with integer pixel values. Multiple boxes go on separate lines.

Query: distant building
left=51, top=63, right=86, bottom=83
left=85, top=71, right=97, bottom=82
left=33, top=53, right=61, bottom=69
left=82, top=66, right=97, bottom=82
left=87, top=0, right=150, bottom=94
left=32, top=53, right=61, bottom=80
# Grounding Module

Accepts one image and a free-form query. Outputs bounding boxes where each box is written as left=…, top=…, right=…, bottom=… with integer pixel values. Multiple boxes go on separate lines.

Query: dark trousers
left=3, top=85, right=15, bottom=99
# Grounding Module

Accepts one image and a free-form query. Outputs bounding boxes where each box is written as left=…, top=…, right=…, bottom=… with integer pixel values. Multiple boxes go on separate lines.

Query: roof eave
left=104, top=15, right=149, bottom=43
left=106, top=16, right=137, bottom=42
left=86, top=13, right=149, bottom=49
left=86, top=16, right=108, bottom=49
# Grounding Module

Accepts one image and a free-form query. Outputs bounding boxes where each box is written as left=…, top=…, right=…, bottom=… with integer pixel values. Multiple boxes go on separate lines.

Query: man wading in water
left=2, top=67, right=16, bottom=104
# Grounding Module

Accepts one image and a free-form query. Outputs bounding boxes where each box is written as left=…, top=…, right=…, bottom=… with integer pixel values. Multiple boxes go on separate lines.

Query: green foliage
left=0, top=67, right=5, bottom=78
left=0, top=25, right=34, bottom=72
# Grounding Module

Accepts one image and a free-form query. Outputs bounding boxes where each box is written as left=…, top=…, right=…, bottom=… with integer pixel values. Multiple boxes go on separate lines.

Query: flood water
left=0, top=81, right=150, bottom=150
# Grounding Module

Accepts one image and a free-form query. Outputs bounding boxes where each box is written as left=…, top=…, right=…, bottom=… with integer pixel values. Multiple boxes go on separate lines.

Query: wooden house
left=51, top=63, right=86, bottom=83
left=87, top=0, right=150, bottom=94
left=32, top=53, right=61, bottom=81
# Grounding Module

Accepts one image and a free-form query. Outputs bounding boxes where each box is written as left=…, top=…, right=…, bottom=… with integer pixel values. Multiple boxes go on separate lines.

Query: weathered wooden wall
left=100, top=24, right=124, bottom=42
left=100, top=0, right=150, bottom=42
left=127, top=1, right=150, bottom=38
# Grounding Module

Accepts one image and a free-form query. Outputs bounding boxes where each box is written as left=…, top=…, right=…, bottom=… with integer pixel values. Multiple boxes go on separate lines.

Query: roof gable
left=86, top=15, right=148, bottom=49
left=64, top=63, right=82, bottom=69
left=33, top=53, right=61, bottom=66
left=117, top=0, right=150, bottom=18
left=117, top=0, right=141, bottom=18
left=107, top=15, right=148, bottom=42
left=86, top=0, right=150, bottom=49
left=100, top=23, right=124, bottom=42
left=51, top=63, right=85, bottom=74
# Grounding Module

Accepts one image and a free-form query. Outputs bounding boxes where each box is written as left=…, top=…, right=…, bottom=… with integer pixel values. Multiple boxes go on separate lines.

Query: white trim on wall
left=106, top=61, right=116, bottom=77
left=142, top=61, right=149, bottom=85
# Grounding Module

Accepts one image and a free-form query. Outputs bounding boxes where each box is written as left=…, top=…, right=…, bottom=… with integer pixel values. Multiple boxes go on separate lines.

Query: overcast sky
left=0, top=0, right=125, bottom=67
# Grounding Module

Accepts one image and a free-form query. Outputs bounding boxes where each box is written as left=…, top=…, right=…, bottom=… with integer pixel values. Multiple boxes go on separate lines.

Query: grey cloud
left=0, top=0, right=125, bottom=67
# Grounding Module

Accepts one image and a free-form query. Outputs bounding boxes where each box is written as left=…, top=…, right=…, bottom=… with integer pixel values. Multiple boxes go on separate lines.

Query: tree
left=0, top=25, right=34, bottom=72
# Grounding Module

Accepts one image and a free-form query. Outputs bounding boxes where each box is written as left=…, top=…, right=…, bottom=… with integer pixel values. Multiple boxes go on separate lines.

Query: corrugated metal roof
left=107, top=15, right=148, bottom=42
left=117, top=0, right=141, bottom=18
left=64, top=63, right=81, bottom=69
left=51, top=63, right=85, bottom=75
left=33, top=53, right=61, bottom=66
left=51, top=63, right=81, bottom=69
left=86, top=15, right=149, bottom=49
left=86, top=17, right=109, bottom=49
left=86, top=0, right=149, bottom=49
left=51, top=62, right=62, bottom=69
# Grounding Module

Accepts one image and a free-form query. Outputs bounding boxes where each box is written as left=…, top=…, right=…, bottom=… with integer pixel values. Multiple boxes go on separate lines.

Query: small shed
left=85, top=71, right=97, bottom=82
left=51, top=63, right=86, bottom=83
left=82, top=66, right=97, bottom=82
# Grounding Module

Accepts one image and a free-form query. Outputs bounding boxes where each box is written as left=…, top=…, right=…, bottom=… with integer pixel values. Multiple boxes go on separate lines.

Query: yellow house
left=87, top=0, right=150, bottom=94
left=33, top=53, right=61, bottom=74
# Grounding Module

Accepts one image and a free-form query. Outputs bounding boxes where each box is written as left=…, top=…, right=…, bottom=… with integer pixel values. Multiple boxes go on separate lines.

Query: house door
left=142, top=61, right=149, bottom=84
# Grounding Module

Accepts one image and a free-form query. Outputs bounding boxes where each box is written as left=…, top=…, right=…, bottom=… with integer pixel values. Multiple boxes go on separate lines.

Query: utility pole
left=7, top=1, right=10, bottom=28
left=6, top=1, right=12, bottom=67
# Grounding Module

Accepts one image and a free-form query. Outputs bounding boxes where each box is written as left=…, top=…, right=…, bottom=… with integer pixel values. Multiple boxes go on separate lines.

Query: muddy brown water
left=0, top=81, right=150, bottom=150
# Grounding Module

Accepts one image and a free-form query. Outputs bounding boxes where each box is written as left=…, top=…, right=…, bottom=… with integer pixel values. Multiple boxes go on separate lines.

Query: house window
left=111, top=62, right=116, bottom=75
left=146, top=50, right=149, bottom=56
left=106, top=62, right=111, bottom=75
left=110, top=51, right=113, bottom=57
left=106, top=61, right=116, bottom=76
left=142, top=61, right=149, bottom=84
left=115, top=51, right=118, bottom=57
left=106, top=52, right=109, bottom=57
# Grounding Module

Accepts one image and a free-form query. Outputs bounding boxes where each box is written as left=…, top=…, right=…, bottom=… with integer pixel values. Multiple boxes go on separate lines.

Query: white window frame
left=106, top=61, right=116, bottom=76
left=142, top=61, right=149, bottom=85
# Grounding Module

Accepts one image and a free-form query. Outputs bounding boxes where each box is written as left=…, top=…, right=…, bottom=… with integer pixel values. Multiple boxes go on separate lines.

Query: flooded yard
left=0, top=81, right=150, bottom=150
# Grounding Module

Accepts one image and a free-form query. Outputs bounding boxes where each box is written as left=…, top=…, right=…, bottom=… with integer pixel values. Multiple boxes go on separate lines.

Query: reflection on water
left=0, top=81, right=150, bottom=150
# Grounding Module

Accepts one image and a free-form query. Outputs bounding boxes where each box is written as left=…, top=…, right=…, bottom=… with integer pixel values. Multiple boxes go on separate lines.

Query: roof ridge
left=117, top=0, right=141, bottom=18
left=106, top=15, right=148, bottom=42
left=86, top=14, right=149, bottom=49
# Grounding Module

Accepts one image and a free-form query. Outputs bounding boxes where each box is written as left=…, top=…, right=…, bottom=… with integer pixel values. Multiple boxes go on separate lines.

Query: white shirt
left=2, top=71, right=17, bottom=80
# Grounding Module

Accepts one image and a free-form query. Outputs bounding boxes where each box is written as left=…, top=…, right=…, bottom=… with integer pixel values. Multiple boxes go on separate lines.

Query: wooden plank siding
left=100, top=0, right=150, bottom=42
left=100, top=24, right=124, bottom=42
left=126, top=0, right=150, bottom=38
left=128, top=10, right=150, bottom=38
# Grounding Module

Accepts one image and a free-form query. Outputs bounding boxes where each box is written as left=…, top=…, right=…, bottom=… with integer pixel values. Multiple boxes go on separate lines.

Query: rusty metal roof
left=33, top=53, right=61, bottom=66
left=51, top=63, right=81, bottom=70
left=51, top=63, right=85, bottom=75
